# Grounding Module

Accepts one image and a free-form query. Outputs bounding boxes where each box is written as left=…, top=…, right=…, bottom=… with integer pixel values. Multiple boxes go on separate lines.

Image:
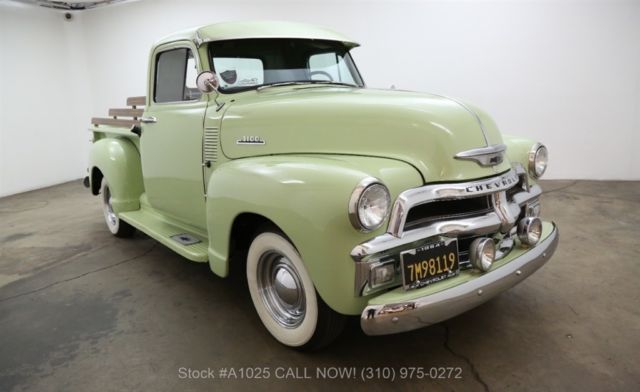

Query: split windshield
left=208, top=39, right=364, bottom=92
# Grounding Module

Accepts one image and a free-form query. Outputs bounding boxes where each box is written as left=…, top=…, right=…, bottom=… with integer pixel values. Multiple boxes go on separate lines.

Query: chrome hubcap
left=257, top=252, right=305, bottom=328
left=103, top=186, right=117, bottom=227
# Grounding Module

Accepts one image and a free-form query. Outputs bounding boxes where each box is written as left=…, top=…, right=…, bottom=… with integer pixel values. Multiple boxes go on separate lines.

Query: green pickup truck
left=85, top=21, right=558, bottom=349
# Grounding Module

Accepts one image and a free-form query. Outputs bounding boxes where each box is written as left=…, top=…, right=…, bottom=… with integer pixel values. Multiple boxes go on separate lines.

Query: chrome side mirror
left=196, top=71, right=219, bottom=93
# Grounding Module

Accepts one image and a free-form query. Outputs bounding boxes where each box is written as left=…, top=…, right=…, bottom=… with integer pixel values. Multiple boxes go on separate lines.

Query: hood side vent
left=204, top=127, right=219, bottom=164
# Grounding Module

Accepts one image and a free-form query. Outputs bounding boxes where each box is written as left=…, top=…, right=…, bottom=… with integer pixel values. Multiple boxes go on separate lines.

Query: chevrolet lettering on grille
left=465, top=173, right=518, bottom=193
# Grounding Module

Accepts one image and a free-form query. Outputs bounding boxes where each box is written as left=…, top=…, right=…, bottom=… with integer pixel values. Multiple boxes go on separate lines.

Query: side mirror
left=196, top=71, right=219, bottom=93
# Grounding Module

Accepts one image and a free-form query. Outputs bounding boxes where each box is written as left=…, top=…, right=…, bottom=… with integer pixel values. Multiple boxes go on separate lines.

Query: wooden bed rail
left=91, top=96, right=146, bottom=127
left=126, top=96, right=146, bottom=107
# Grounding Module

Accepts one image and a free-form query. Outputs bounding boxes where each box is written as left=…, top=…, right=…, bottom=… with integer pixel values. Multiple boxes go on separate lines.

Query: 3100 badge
left=400, top=239, right=459, bottom=290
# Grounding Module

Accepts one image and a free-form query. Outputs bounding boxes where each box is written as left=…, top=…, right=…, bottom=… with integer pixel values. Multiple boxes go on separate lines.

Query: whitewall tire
left=100, top=179, right=135, bottom=238
left=246, top=231, right=344, bottom=349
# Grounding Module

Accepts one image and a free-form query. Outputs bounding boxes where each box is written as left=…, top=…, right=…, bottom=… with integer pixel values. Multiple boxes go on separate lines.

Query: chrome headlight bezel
left=518, top=216, right=543, bottom=247
left=469, top=237, right=496, bottom=272
left=528, top=142, right=548, bottom=179
left=348, top=178, right=391, bottom=233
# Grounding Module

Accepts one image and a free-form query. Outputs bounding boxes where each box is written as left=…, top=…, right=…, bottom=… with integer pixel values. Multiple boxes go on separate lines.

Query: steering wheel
left=309, top=70, right=334, bottom=81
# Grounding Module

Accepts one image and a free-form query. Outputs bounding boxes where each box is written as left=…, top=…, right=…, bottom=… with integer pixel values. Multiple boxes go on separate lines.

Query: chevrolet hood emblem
left=454, top=144, right=507, bottom=167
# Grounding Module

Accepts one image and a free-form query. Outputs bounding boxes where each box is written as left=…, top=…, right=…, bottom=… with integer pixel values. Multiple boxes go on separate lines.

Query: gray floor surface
left=0, top=179, right=638, bottom=391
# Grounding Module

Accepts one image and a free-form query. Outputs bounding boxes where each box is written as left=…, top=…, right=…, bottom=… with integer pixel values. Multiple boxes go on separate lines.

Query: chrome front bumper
left=360, top=222, right=559, bottom=336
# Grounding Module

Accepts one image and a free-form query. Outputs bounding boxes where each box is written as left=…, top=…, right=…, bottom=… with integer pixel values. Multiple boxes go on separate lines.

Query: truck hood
left=219, top=87, right=511, bottom=182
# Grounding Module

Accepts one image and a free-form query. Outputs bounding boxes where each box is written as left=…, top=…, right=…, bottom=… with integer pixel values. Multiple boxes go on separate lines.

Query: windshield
left=208, top=39, right=364, bottom=92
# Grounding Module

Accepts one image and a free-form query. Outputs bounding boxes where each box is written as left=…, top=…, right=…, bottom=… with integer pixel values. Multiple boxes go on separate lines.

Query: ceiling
left=9, top=0, right=137, bottom=10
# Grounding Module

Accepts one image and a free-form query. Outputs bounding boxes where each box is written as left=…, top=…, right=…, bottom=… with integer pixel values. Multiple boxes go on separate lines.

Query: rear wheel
left=100, top=180, right=135, bottom=238
left=246, top=231, right=345, bottom=350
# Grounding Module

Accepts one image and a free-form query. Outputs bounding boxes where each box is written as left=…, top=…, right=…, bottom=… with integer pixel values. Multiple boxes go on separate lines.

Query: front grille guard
left=351, top=164, right=541, bottom=296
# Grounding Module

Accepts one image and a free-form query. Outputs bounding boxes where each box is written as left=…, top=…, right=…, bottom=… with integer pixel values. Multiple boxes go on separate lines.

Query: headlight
left=349, top=179, right=391, bottom=232
left=528, top=143, right=548, bottom=179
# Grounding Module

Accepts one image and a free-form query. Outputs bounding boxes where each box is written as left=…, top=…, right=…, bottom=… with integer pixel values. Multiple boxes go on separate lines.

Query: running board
left=119, top=210, right=208, bottom=262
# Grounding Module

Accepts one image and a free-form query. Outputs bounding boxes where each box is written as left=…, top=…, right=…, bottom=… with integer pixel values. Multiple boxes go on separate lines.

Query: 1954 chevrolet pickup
left=85, top=21, right=558, bottom=349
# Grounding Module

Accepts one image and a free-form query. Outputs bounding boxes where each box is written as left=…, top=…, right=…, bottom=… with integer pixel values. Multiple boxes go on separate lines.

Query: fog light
left=370, top=261, right=395, bottom=288
left=518, top=217, right=542, bottom=246
left=470, top=238, right=496, bottom=272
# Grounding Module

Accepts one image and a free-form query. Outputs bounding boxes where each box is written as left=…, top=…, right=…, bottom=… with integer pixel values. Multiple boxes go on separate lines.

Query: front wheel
left=246, top=231, right=345, bottom=350
left=100, top=179, right=135, bottom=238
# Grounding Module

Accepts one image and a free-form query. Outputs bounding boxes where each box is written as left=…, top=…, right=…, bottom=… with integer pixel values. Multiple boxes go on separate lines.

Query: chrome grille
left=404, top=195, right=493, bottom=232
left=386, top=170, right=520, bottom=238
left=203, top=127, right=219, bottom=163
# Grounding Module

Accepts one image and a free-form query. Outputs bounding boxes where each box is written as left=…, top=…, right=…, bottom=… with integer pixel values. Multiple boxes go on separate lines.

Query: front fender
left=88, top=137, right=144, bottom=213
left=503, top=135, right=538, bottom=184
left=206, top=155, right=422, bottom=315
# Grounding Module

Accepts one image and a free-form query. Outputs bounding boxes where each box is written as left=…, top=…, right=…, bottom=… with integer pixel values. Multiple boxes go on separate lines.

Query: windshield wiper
left=256, top=80, right=358, bottom=91
left=256, top=81, right=310, bottom=91
left=302, top=81, right=357, bottom=87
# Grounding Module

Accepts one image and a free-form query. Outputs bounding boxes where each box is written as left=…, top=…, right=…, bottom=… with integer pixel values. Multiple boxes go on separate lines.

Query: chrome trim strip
left=430, top=94, right=490, bottom=146
left=354, top=212, right=502, bottom=262
left=454, top=144, right=507, bottom=167
left=387, top=169, right=519, bottom=238
left=360, top=223, right=559, bottom=336
left=140, top=116, right=157, bottom=124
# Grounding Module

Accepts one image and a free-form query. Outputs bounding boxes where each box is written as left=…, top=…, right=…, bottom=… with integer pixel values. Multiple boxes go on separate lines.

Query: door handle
left=140, top=116, right=157, bottom=124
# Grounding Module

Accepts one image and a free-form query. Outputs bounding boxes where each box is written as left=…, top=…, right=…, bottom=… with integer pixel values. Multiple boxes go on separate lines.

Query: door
left=140, top=44, right=208, bottom=230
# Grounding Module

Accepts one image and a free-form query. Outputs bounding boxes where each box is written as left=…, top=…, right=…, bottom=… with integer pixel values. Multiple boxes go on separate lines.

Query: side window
left=213, top=57, right=264, bottom=89
left=154, top=48, right=201, bottom=103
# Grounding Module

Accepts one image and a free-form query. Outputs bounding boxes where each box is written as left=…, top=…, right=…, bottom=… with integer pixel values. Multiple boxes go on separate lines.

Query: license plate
left=400, top=239, right=459, bottom=290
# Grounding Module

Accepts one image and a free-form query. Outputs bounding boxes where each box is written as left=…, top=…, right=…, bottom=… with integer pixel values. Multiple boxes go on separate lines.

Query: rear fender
left=88, top=137, right=144, bottom=213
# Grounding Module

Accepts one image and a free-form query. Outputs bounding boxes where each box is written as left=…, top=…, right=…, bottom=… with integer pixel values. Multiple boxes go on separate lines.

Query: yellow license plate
left=400, top=239, right=459, bottom=290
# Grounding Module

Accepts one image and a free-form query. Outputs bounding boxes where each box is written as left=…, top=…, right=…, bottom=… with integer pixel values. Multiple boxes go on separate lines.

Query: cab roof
left=156, top=20, right=359, bottom=48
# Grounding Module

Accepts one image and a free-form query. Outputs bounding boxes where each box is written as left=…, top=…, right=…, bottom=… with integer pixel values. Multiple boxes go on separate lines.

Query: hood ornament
left=455, top=144, right=506, bottom=167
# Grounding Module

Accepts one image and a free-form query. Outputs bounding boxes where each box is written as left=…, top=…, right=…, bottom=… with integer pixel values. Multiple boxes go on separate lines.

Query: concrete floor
left=0, top=180, right=638, bottom=391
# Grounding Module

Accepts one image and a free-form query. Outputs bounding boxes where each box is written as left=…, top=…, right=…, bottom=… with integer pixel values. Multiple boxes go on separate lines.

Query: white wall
left=1, top=0, right=639, bottom=196
left=0, top=1, right=91, bottom=197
